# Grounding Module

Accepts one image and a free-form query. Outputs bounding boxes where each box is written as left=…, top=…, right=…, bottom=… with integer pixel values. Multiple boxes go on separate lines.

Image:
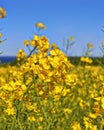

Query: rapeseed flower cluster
left=80, top=56, right=93, bottom=64
left=0, top=23, right=104, bottom=130
left=0, top=7, right=6, bottom=19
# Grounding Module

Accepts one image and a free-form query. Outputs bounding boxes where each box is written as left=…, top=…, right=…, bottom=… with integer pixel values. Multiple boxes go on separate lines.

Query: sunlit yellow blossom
left=61, top=88, right=70, bottom=96
left=87, top=42, right=94, bottom=49
left=41, top=35, right=49, bottom=42
left=80, top=57, right=93, bottom=64
left=5, top=108, right=15, bottom=115
left=52, top=85, right=63, bottom=95
left=4, top=84, right=14, bottom=91
left=38, top=90, right=44, bottom=95
left=35, top=22, right=46, bottom=29
left=71, top=122, right=82, bottom=130
left=83, top=116, right=97, bottom=130
left=34, top=34, right=40, bottom=41
left=16, top=49, right=27, bottom=60
left=94, top=97, right=101, bottom=101
left=53, top=95, right=60, bottom=101
left=51, top=108, right=56, bottom=113
left=24, top=40, right=29, bottom=46
left=65, top=74, right=77, bottom=86
left=101, top=97, right=104, bottom=109
left=63, top=108, right=72, bottom=114
left=89, top=112, right=100, bottom=119
left=69, top=36, right=74, bottom=41
left=28, top=116, right=36, bottom=122
left=30, top=40, right=36, bottom=46
left=5, top=103, right=15, bottom=115
left=0, top=7, right=6, bottom=18
left=51, top=43, right=59, bottom=49
left=36, top=36, right=50, bottom=52
left=21, top=84, right=27, bottom=91
left=50, top=48, right=63, bottom=56
left=37, top=117, right=43, bottom=122
left=0, top=33, right=2, bottom=38
left=102, top=119, right=104, bottom=126
left=38, top=126, right=43, bottom=130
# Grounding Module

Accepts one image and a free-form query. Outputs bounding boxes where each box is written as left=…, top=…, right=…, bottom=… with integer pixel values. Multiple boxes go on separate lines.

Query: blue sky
left=0, top=0, right=104, bottom=56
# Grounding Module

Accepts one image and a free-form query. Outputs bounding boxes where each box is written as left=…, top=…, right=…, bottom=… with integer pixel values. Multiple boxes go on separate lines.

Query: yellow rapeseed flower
left=87, top=42, right=94, bottom=49
left=0, top=33, right=2, bottom=38
left=50, top=49, right=63, bottom=56
left=24, top=40, right=29, bottom=46
left=51, top=43, right=59, bottom=49
left=89, top=112, right=100, bottom=119
left=38, top=90, right=44, bottom=95
left=28, top=116, right=36, bottom=122
left=0, top=7, right=6, bottom=18
left=38, top=126, right=43, bottom=130
left=5, top=108, right=15, bottom=115
left=35, top=22, right=46, bottom=29
left=69, top=36, right=74, bottom=41
left=21, top=84, right=27, bottom=91
left=37, top=117, right=43, bottom=122
left=101, top=97, right=104, bottom=109
left=34, top=35, right=40, bottom=41
left=102, top=119, right=104, bottom=126
left=16, top=49, right=27, bottom=60
left=63, top=108, right=72, bottom=114
left=71, top=122, right=82, bottom=130
left=80, top=57, right=93, bottom=64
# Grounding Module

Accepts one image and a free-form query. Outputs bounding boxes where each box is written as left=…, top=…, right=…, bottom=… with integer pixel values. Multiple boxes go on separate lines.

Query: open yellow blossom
left=28, top=116, right=36, bottom=122
left=102, top=119, right=104, bottom=126
left=101, top=97, right=104, bottom=109
left=51, top=43, right=59, bottom=49
left=38, top=90, right=44, bottom=95
left=87, top=42, right=94, bottom=49
left=34, top=35, right=40, bottom=41
left=89, top=112, right=100, bottom=119
left=16, top=49, right=27, bottom=60
left=35, top=22, right=46, bottom=29
left=24, top=40, right=29, bottom=46
left=21, top=84, right=27, bottom=91
left=69, top=36, right=74, bottom=41
left=37, top=117, right=43, bottom=122
left=0, top=7, right=6, bottom=18
left=5, top=108, right=15, bottom=115
left=71, top=122, right=82, bottom=130
left=0, top=33, right=2, bottom=38
left=63, top=108, right=72, bottom=114
left=80, top=57, right=93, bottom=64
left=38, top=126, right=43, bottom=130
left=50, top=48, right=63, bottom=56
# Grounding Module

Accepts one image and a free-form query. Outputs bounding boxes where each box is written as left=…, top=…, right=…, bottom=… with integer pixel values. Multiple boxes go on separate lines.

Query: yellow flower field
left=0, top=7, right=104, bottom=129
left=0, top=32, right=104, bottom=130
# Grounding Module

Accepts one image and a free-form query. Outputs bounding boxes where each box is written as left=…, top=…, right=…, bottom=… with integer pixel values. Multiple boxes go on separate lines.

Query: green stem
left=11, top=116, right=17, bottom=130
left=18, top=118, right=23, bottom=130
